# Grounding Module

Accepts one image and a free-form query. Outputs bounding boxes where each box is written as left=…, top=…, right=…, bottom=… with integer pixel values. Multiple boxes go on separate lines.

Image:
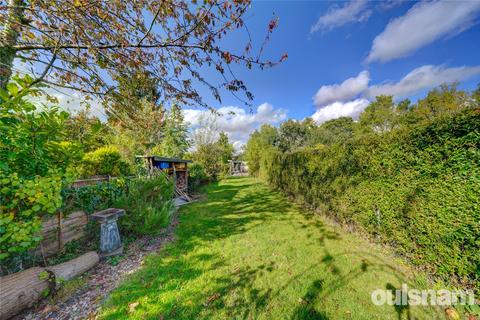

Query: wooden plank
left=34, top=211, right=88, bottom=258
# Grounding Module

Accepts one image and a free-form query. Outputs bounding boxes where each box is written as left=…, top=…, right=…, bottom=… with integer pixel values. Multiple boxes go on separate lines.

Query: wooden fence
left=35, top=176, right=129, bottom=257
left=70, top=175, right=111, bottom=188
left=35, top=211, right=88, bottom=258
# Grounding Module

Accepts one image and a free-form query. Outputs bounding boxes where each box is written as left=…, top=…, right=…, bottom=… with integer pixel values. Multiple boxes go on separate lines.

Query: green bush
left=115, top=173, right=174, bottom=235
left=81, top=146, right=131, bottom=177
left=188, top=162, right=208, bottom=192
left=262, top=108, right=480, bottom=288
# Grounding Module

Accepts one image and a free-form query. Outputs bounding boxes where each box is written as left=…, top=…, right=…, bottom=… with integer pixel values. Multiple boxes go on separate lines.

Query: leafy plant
left=107, top=255, right=124, bottom=266
left=62, top=179, right=130, bottom=214
left=116, top=173, right=174, bottom=235
left=0, top=75, right=79, bottom=177
left=0, top=171, right=63, bottom=261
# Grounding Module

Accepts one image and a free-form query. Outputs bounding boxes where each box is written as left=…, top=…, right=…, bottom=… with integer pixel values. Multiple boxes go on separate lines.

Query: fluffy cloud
left=313, top=71, right=370, bottom=107
left=365, top=65, right=480, bottom=98
left=310, top=0, right=371, bottom=34
left=311, top=64, right=480, bottom=124
left=366, top=1, right=480, bottom=63
left=311, top=99, right=370, bottom=124
left=184, top=103, right=287, bottom=151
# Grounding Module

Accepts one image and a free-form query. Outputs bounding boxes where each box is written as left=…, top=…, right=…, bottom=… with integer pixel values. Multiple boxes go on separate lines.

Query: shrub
left=115, top=173, right=174, bottom=235
left=188, top=162, right=208, bottom=192
left=81, top=146, right=131, bottom=177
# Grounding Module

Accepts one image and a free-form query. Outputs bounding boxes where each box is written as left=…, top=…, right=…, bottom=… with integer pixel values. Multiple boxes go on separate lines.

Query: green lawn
left=99, top=177, right=441, bottom=319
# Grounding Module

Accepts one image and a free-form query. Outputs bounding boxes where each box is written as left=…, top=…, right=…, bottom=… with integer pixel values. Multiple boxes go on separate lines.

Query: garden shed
left=229, top=160, right=248, bottom=175
left=136, top=156, right=192, bottom=193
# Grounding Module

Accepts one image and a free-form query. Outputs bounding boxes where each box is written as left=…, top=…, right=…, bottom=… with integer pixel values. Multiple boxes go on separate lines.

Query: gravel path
left=18, top=213, right=179, bottom=320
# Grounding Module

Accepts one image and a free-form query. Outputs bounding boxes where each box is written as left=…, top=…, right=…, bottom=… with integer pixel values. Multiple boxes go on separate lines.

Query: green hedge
left=264, top=109, right=480, bottom=288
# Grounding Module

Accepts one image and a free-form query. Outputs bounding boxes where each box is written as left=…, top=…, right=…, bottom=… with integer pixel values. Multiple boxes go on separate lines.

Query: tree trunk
left=0, top=0, right=24, bottom=89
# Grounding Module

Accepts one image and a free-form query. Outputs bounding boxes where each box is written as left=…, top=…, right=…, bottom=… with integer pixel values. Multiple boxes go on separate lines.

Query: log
left=0, top=252, right=99, bottom=319
left=46, top=251, right=99, bottom=284
left=0, top=267, right=50, bottom=320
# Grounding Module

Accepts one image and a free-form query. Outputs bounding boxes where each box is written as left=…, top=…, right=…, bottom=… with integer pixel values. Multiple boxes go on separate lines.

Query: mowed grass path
left=100, top=177, right=440, bottom=319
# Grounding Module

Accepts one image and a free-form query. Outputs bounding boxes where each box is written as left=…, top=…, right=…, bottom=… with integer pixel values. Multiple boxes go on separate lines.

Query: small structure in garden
left=91, top=208, right=125, bottom=257
left=136, top=156, right=192, bottom=201
left=229, top=160, right=248, bottom=176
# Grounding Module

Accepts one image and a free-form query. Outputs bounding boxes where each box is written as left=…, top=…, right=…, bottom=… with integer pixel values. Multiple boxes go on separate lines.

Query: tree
left=107, top=98, right=165, bottom=162
left=309, top=117, right=355, bottom=146
left=64, top=109, right=110, bottom=152
left=1, top=0, right=285, bottom=106
left=191, top=111, right=220, bottom=148
left=244, top=124, right=277, bottom=176
left=216, top=132, right=234, bottom=164
left=152, top=104, right=190, bottom=158
left=193, top=132, right=233, bottom=180
left=274, top=118, right=315, bottom=152
left=413, top=83, right=468, bottom=120
left=107, top=69, right=161, bottom=122
left=0, top=76, right=72, bottom=261
left=473, top=83, right=480, bottom=105
left=190, top=111, right=234, bottom=180
left=359, top=95, right=397, bottom=133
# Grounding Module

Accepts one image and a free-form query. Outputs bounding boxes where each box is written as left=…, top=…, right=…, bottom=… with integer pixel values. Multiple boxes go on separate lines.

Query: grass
left=99, top=177, right=442, bottom=319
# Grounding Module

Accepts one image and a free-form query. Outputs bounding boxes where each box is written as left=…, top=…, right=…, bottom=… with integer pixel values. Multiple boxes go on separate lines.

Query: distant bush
left=81, top=146, right=131, bottom=177
left=115, top=173, right=174, bottom=235
left=188, top=162, right=208, bottom=192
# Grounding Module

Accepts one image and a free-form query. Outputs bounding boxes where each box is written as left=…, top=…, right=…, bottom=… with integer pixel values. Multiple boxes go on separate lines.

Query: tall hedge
left=264, top=108, right=480, bottom=288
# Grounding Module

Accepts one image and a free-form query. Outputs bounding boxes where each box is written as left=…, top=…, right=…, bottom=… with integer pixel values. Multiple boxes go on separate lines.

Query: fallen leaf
left=445, top=308, right=460, bottom=320
left=128, top=302, right=140, bottom=313
left=204, top=293, right=221, bottom=306
left=41, top=305, right=53, bottom=314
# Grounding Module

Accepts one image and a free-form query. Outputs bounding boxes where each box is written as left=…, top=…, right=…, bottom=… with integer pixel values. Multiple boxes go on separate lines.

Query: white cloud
left=185, top=103, right=287, bottom=151
left=366, top=1, right=480, bottom=63
left=311, top=99, right=370, bottom=124
left=29, top=86, right=107, bottom=120
left=310, top=64, right=480, bottom=124
left=310, top=0, right=371, bottom=34
left=365, top=65, right=480, bottom=98
left=377, top=0, right=407, bottom=11
left=313, top=71, right=370, bottom=107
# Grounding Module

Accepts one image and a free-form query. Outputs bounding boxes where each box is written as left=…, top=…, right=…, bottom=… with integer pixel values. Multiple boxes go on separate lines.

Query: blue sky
left=184, top=0, right=480, bottom=148
left=30, top=1, right=480, bottom=149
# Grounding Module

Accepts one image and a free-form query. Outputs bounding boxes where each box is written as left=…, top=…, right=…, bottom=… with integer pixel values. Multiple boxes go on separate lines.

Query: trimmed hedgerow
left=264, top=108, right=480, bottom=288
